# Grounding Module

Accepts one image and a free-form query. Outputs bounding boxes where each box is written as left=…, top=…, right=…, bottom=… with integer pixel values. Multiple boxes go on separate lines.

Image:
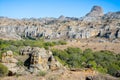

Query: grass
left=37, top=71, right=47, bottom=76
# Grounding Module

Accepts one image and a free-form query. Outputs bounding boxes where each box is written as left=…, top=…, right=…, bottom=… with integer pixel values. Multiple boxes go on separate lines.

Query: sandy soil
left=0, top=69, right=97, bottom=80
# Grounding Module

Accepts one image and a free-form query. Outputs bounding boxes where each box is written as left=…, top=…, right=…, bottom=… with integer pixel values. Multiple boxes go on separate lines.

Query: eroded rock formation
left=86, top=5, right=103, bottom=17
left=0, top=6, right=120, bottom=40
left=21, top=47, right=62, bottom=73
left=1, top=51, right=19, bottom=75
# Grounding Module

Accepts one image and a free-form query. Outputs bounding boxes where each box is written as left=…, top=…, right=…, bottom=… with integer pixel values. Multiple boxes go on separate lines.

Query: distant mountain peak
left=58, top=15, right=65, bottom=20
left=86, top=5, right=104, bottom=17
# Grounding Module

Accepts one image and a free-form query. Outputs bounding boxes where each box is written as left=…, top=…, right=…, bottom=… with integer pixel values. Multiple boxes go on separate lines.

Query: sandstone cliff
left=0, top=6, right=120, bottom=40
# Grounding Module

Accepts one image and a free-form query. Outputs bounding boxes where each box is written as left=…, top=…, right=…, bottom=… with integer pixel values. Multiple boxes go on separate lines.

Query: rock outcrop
left=86, top=5, right=104, bottom=17
left=0, top=5, right=120, bottom=40
left=0, top=48, right=63, bottom=75
left=1, top=51, right=17, bottom=63
left=103, top=11, right=120, bottom=19
left=21, top=47, right=62, bottom=73
left=1, top=51, right=19, bottom=74
left=117, top=30, right=120, bottom=38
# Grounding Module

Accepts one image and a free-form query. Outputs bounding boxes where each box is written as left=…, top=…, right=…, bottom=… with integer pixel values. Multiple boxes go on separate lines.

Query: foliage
left=52, top=48, right=120, bottom=77
left=16, top=60, right=24, bottom=67
left=38, top=71, right=47, bottom=76
left=57, top=40, right=67, bottom=45
left=65, top=47, right=82, bottom=54
left=0, top=63, right=9, bottom=77
left=0, top=39, right=67, bottom=57
left=52, top=49, right=69, bottom=61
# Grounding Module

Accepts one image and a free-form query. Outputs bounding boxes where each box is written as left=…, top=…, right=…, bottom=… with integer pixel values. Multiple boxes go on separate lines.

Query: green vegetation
left=0, top=39, right=67, bottom=57
left=0, top=39, right=119, bottom=77
left=16, top=60, right=24, bottom=67
left=38, top=71, right=47, bottom=76
left=0, top=63, right=9, bottom=77
left=52, top=47, right=120, bottom=76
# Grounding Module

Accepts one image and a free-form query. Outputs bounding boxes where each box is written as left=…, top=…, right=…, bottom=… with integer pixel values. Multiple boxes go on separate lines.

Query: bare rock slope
left=0, top=6, right=120, bottom=40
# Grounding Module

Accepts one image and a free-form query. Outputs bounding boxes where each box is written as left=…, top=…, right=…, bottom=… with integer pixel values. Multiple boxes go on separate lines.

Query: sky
left=0, top=0, right=120, bottom=18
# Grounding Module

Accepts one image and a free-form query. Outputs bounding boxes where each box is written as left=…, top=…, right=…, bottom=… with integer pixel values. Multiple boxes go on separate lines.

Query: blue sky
left=0, top=0, right=120, bottom=18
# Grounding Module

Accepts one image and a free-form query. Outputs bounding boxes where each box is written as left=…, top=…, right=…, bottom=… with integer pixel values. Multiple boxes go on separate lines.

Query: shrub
left=97, top=65, right=107, bottom=73
left=44, top=42, right=55, bottom=46
left=58, top=40, right=67, bottom=45
left=54, top=56, right=67, bottom=66
left=107, top=63, right=120, bottom=76
left=38, top=71, right=47, bottom=76
left=16, top=60, right=24, bottom=67
left=83, top=49, right=94, bottom=61
left=0, top=63, right=9, bottom=77
left=44, top=46, right=49, bottom=50
left=52, top=47, right=120, bottom=77
left=65, top=47, right=82, bottom=54
left=52, top=49, right=69, bottom=61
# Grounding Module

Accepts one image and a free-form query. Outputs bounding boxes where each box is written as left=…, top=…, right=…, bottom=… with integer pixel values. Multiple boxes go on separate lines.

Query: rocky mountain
left=86, top=5, right=104, bottom=17
left=0, top=6, right=120, bottom=40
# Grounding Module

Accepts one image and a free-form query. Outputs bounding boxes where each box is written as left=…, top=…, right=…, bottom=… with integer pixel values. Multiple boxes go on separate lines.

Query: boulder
left=117, top=30, right=120, bottom=38
left=1, top=51, right=19, bottom=75
left=2, top=51, right=17, bottom=63
left=21, top=47, right=62, bottom=73
left=20, top=46, right=32, bottom=55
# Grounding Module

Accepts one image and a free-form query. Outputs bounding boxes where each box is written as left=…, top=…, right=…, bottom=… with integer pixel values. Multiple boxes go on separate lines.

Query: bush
left=54, top=56, right=67, bottom=66
left=16, top=60, right=24, bottom=67
left=44, top=46, right=49, bottom=50
left=38, top=71, right=47, bottom=76
left=44, top=42, right=55, bottom=46
left=83, top=48, right=94, bottom=61
left=107, top=63, right=120, bottom=76
left=0, top=63, right=9, bottom=77
left=58, top=40, right=67, bottom=45
left=65, top=47, right=82, bottom=54
left=52, top=47, right=120, bottom=77
left=52, top=49, right=69, bottom=61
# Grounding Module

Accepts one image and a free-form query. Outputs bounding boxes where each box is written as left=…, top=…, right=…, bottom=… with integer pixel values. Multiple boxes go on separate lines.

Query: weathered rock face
left=67, top=27, right=99, bottom=39
left=2, top=51, right=17, bottom=63
left=0, top=48, right=63, bottom=75
left=0, top=5, right=120, bottom=40
left=103, top=12, right=120, bottom=19
left=117, top=30, right=120, bottom=38
left=1, top=51, right=19, bottom=74
left=20, top=46, right=32, bottom=55
left=0, top=26, right=22, bottom=40
left=86, top=6, right=104, bottom=17
left=21, top=47, right=62, bottom=73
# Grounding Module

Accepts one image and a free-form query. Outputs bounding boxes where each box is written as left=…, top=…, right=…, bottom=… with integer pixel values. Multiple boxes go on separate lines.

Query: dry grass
left=52, top=39, right=120, bottom=54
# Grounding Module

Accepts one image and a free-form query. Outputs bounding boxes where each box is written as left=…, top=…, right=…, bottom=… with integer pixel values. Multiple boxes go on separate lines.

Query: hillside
left=0, top=6, right=120, bottom=41
left=0, top=6, right=120, bottom=80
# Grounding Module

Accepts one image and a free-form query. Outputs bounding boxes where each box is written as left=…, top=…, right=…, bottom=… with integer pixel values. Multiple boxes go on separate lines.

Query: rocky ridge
left=0, top=6, right=120, bottom=40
